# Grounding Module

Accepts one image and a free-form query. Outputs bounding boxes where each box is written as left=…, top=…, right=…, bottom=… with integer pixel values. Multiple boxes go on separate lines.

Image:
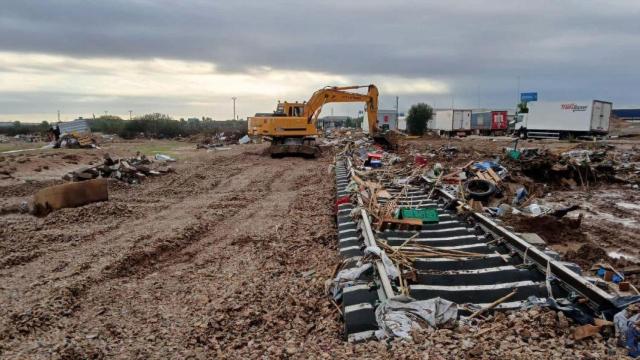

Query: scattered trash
left=62, top=152, right=175, bottom=184
left=239, top=135, right=251, bottom=144
left=154, top=153, right=176, bottom=162
left=375, top=296, right=458, bottom=340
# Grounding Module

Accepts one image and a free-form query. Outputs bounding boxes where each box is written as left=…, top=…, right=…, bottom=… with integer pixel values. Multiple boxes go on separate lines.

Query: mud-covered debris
left=62, top=152, right=175, bottom=184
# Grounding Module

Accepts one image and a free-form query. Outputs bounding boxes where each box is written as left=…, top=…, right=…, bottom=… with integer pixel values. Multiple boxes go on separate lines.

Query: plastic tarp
left=614, top=309, right=640, bottom=348
left=364, top=246, right=399, bottom=280
left=328, top=263, right=372, bottom=301
left=238, top=135, right=251, bottom=144
left=375, top=296, right=458, bottom=340
left=154, top=154, right=176, bottom=162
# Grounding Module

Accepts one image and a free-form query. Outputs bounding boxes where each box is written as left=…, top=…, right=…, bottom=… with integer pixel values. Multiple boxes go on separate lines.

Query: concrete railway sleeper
left=333, top=157, right=628, bottom=342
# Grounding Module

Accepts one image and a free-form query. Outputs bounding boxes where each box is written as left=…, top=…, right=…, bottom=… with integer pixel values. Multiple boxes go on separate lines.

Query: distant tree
left=354, top=116, right=363, bottom=129
left=87, top=115, right=125, bottom=134
left=517, top=102, right=529, bottom=113
left=344, top=117, right=355, bottom=128
left=406, top=103, right=433, bottom=135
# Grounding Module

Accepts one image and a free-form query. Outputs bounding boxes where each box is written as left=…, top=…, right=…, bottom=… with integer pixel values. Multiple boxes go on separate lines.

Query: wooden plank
left=380, top=217, right=422, bottom=231
left=487, top=168, right=502, bottom=183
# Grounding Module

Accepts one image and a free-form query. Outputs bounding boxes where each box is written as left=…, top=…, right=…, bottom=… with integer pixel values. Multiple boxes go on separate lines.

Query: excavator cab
left=276, top=102, right=305, bottom=117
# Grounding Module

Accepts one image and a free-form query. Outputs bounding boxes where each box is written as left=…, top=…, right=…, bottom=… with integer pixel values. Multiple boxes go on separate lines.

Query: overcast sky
left=1, top=0, right=639, bottom=122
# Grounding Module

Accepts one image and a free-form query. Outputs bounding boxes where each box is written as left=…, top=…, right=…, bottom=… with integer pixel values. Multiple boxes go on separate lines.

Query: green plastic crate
left=507, top=149, right=521, bottom=160
left=399, top=208, right=439, bottom=223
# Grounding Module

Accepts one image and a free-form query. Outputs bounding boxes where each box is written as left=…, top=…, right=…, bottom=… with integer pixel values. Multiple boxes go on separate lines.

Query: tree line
left=0, top=114, right=248, bottom=139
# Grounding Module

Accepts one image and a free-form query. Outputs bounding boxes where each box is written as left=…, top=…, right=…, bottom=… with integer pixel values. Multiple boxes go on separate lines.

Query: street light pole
left=231, top=97, right=237, bottom=120
left=129, top=110, right=132, bottom=120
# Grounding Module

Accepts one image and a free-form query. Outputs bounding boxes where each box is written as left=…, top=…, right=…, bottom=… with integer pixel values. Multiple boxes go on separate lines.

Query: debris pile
left=56, top=132, right=97, bottom=149
left=195, top=132, right=242, bottom=149
left=330, top=132, right=640, bottom=357
left=62, top=153, right=175, bottom=184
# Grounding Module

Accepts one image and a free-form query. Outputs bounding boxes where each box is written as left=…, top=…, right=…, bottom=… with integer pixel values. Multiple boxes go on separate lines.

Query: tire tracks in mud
left=1, top=154, right=289, bottom=340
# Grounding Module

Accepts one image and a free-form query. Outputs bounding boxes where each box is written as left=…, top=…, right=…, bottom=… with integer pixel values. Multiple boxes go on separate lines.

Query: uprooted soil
left=506, top=214, right=586, bottom=245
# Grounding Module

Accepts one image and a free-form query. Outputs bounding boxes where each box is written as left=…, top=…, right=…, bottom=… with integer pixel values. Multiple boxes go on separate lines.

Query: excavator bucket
left=372, top=131, right=399, bottom=150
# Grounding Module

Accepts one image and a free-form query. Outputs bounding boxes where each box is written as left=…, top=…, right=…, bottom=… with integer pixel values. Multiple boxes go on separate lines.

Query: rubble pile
left=361, top=307, right=617, bottom=358
left=62, top=153, right=175, bottom=184
left=56, top=132, right=97, bottom=149
left=329, top=133, right=640, bottom=357
left=194, top=132, right=240, bottom=149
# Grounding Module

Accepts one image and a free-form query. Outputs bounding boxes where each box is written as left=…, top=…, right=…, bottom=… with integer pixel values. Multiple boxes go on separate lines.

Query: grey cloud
left=1, top=0, right=640, bottom=110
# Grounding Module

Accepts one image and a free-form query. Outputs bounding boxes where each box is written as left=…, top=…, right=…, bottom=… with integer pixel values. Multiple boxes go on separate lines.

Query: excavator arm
left=303, top=85, right=379, bottom=135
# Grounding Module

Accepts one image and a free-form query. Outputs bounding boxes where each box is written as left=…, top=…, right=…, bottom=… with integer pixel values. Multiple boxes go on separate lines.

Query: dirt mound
left=505, top=214, right=586, bottom=245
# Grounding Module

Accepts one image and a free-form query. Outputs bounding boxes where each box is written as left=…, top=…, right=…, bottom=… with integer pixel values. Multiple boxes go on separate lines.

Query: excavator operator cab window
left=293, top=106, right=302, bottom=116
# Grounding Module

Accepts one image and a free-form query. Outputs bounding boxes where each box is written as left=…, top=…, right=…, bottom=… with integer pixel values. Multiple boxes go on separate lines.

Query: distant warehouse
left=612, top=109, right=640, bottom=121
left=377, top=109, right=399, bottom=131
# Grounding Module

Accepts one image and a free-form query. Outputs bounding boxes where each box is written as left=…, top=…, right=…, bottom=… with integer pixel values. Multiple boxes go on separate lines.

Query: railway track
left=334, top=157, right=620, bottom=341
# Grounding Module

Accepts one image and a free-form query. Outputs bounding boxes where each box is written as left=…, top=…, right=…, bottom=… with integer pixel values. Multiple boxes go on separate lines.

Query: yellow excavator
left=247, top=84, right=388, bottom=157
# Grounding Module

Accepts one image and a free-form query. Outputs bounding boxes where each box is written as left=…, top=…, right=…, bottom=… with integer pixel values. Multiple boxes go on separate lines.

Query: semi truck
left=471, top=110, right=508, bottom=135
left=428, top=109, right=472, bottom=136
left=514, top=100, right=612, bottom=139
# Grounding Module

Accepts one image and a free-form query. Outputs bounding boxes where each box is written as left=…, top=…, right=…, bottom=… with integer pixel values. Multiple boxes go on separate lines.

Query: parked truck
left=514, top=100, right=612, bottom=139
left=471, top=110, right=508, bottom=135
left=428, top=109, right=472, bottom=136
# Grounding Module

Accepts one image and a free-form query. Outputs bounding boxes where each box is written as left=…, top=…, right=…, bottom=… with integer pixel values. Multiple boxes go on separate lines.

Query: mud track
left=0, top=145, right=344, bottom=358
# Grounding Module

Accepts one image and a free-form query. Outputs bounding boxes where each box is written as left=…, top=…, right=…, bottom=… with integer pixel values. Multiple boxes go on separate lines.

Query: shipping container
left=429, top=109, right=472, bottom=134
left=514, top=100, right=612, bottom=139
left=471, top=111, right=508, bottom=135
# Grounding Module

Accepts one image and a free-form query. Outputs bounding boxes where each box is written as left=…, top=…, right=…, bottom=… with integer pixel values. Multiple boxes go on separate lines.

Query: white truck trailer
left=514, top=100, right=612, bottom=139
left=428, top=109, right=472, bottom=136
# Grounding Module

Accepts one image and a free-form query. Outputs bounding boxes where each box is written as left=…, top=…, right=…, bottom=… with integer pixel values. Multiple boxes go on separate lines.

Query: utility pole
left=395, top=96, right=399, bottom=130
left=231, top=97, right=237, bottom=120
left=57, top=110, right=60, bottom=123
left=129, top=110, right=132, bottom=120
left=516, top=76, right=521, bottom=114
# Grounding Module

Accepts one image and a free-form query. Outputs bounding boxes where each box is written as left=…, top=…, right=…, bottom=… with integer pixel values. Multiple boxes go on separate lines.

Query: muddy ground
left=1, top=136, right=639, bottom=358
left=402, top=135, right=640, bottom=276
left=1, top=142, right=350, bottom=358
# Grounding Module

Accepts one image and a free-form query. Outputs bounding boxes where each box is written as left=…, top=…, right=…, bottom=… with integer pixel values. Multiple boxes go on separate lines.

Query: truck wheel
left=519, top=130, right=527, bottom=140
left=464, top=179, right=496, bottom=201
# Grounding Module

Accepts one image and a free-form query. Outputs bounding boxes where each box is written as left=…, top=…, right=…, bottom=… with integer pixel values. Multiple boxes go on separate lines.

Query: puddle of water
left=617, top=202, right=640, bottom=211
left=1, top=145, right=52, bottom=154
left=591, top=211, right=639, bottom=229
left=608, top=251, right=640, bottom=263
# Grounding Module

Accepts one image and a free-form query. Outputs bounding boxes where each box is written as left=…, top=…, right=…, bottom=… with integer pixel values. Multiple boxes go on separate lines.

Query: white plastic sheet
left=364, top=246, right=399, bottom=280
left=238, top=135, right=251, bottom=144
left=375, top=296, right=458, bottom=340
left=154, top=154, right=176, bottom=162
